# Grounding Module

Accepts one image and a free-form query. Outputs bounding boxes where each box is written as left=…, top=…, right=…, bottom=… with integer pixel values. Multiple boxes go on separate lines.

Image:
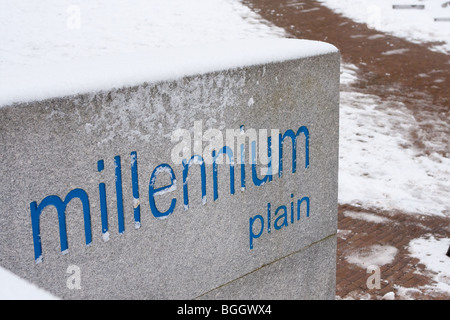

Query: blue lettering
left=248, top=195, right=311, bottom=250
left=274, top=205, right=288, bottom=230
left=30, top=188, right=92, bottom=263
left=290, top=193, right=294, bottom=224
left=251, top=137, right=273, bottom=187
left=29, top=123, right=312, bottom=261
left=130, top=151, right=141, bottom=228
left=182, top=155, right=207, bottom=210
left=148, top=164, right=177, bottom=219
left=249, top=214, right=264, bottom=250
left=98, top=160, right=109, bottom=237
left=278, top=126, right=309, bottom=178
left=114, top=156, right=125, bottom=234
left=240, top=142, right=246, bottom=191
left=239, top=125, right=246, bottom=191
left=212, top=146, right=235, bottom=201
left=297, top=196, right=310, bottom=220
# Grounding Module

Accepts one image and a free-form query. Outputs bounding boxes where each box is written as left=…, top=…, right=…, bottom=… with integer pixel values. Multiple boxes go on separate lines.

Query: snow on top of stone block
left=0, top=39, right=337, bottom=107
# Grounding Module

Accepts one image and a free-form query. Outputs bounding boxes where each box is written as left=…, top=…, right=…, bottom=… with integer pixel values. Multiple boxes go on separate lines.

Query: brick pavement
left=336, top=204, right=450, bottom=300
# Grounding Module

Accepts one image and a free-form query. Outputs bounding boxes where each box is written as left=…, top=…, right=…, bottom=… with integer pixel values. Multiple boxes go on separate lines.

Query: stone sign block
left=0, top=39, right=339, bottom=299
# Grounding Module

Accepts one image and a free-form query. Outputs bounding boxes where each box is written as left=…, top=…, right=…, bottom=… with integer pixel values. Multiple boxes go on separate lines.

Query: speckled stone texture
left=0, top=45, right=339, bottom=299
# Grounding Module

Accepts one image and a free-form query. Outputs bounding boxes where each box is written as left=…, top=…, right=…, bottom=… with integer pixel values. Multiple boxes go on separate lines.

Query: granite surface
left=0, top=42, right=339, bottom=299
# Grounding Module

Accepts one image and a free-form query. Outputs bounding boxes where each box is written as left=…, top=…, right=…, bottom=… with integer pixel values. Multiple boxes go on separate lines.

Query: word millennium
left=29, top=125, right=311, bottom=263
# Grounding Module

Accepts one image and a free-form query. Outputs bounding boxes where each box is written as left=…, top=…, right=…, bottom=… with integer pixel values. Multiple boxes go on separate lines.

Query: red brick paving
left=337, top=204, right=450, bottom=299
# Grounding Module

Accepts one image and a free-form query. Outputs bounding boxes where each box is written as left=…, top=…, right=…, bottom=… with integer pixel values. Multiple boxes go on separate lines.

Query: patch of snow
left=317, top=0, right=450, bottom=53
left=337, top=229, right=352, bottom=240
left=393, top=284, right=424, bottom=300
left=133, top=198, right=140, bottom=209
left=0, top=0, right=304, bottom=106
left=343, top=211, right=391, bottom=224
left=0, top=0, right=287, bottom=71
left=35, top=255, right=43, bottom=264
left=102, top=231, right=110, bottom=242
left=0, top=266, right=59, bottom=300
left=339, top=63, right=450, bottom=217
left=367, top=34, right=385, bottom=40
left=381, top=291, right=395, bottom=300
left=340, top=62, right=359, bottom=86
left=340, top=291, right=372, bottom=300
left=153, top=181, right=177, bottom=196
left=346, top=244, right=398, bottom=268
left=407, top=234, right=450, bottom=296
left=247, top=97, right=255, bottom=107
left=0, top=38, right=337, bottom=107
left=382, top=48, right=410, bottom=55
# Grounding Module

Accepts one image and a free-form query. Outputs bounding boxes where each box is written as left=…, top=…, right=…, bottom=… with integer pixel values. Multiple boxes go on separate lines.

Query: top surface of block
left=0, top=39, right=337, bottom=107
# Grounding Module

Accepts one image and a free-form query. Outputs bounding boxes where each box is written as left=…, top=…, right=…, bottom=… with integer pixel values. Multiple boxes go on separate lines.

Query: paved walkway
left=243, top=0, right=450, bottom=299
left=337, top=204, right=450, bottom=299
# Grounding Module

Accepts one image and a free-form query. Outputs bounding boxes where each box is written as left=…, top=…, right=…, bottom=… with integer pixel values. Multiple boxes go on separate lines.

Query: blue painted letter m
left=30, top=188, right=92, bottom=263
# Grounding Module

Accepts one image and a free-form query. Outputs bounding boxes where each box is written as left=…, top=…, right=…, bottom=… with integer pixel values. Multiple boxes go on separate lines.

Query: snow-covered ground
left=339, top=63, right=450, bottom=217
left=0, top=266, right=58, bottom=300
left=1, top=0, right=448, bottom=299
left=327, top=0, right=450, bottom=296
left=406, top=234, right=450, bottom=297
left=317, top=0, right=450, bottom=53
